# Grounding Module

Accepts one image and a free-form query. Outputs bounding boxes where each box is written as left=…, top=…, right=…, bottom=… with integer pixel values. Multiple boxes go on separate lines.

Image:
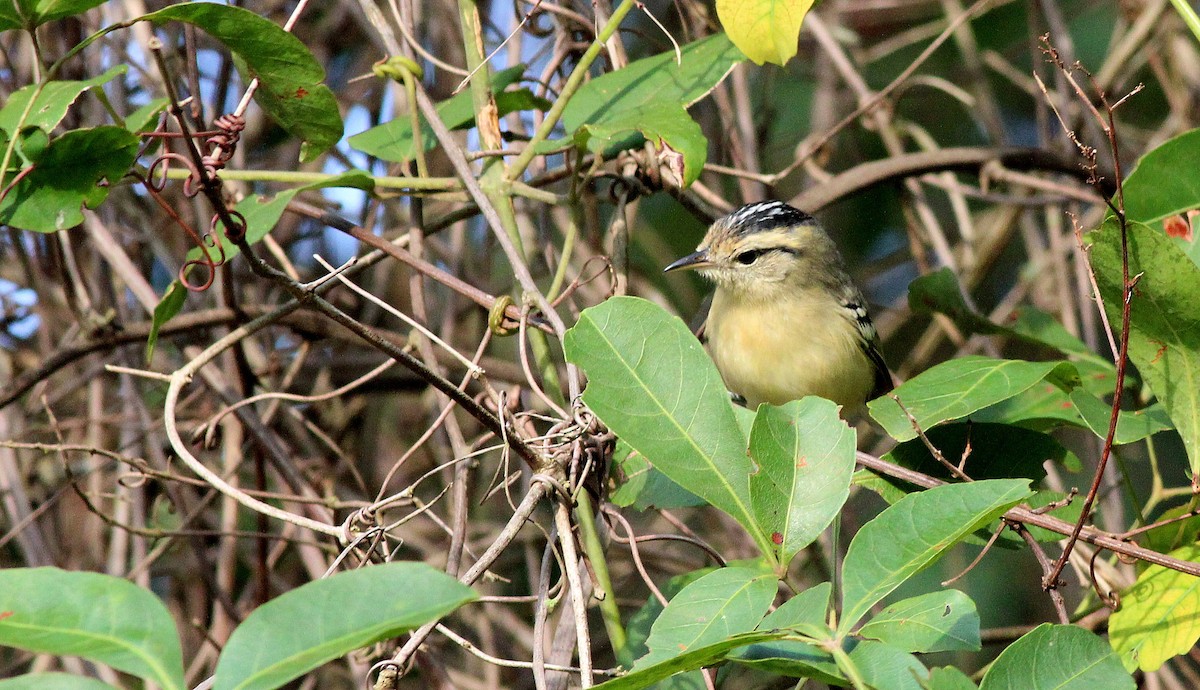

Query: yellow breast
left=706, top=287, right=875, bottom=412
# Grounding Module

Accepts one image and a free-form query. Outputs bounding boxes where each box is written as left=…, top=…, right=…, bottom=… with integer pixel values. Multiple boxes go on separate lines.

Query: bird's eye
left=735, top=249, right=765, bottom=265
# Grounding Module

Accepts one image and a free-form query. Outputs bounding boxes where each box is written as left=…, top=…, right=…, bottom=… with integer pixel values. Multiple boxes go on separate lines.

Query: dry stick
left=389, top=480, right=552, bottom=669
left=1013, top=523, right=1070, bottom=623
left=553, top=500, right=593, bottom=687
left=855, top=452, right=1200, bottom=577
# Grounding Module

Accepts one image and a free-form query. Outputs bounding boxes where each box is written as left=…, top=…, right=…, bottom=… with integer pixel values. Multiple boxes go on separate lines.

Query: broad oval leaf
left=0, top=568, right=185, bottom=690
left=0, top=66, right=126, bottom=136
left=598, top=567, right=780, bottom=689
left=561, top=34, right=742, bottom=186
left=1109, top=544, right=1200, bottom=672
left=143, top=3, right=342, bottom=161
left=1088, top=220, right=1200, bottom=481
left=857, top=590, right=980, bottom=653
left=839, top=479, right=1032, bottom=632
left=563, top=296, right=772, bottom=557
left=0, top=126, right=139, bottom=232
left=1123, top=128, right=1200, bottom=225
left=716, top=0, right=815, bottom=65
left=868, top=356, right=1080, bottom=442
left=979, top=624, right=1133, bottom=690
left=848, top=640, right=929, bottom=690
left=213, top=562, right=477, bottom=690
left=749, top=398, right=855, bottom=571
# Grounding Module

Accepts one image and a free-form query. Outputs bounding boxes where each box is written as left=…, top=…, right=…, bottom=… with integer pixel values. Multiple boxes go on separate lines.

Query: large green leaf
left=715, top=0, right=815, bottom=65
left=1088, top=220, right=1200, bottom=479
left=561, top=34, right=743, bottom=187
left=748, top=398, right=855, bottom=570
left=858, top=590, right=980, bottom=653
left=599, top=567, right=779, bottom=690
left=213, top=562, right=477, bottom=690
left=926, top=666, right=979, bottom=690
left=563, top=296, right=772, bottom=557
left=757, top=581, right=831, bottom=637
left=0, top=66, right=126, bottom=136
left=1123, top=128, right=1200, bottom=225
left=0, top=0, right=106, bottom=30
left=348, top=65, right=548, bottom=163
left=727, top=582, right=841, bottom=683
left=0, top=568, right=184, bottom=690
left=838, top=479, right=1032, bottom=632
left=979, top=624, right=1134, bottom=690
left=1109, top=544, right=1200, bottom=672
left=848, top=640, right=929, bottom=690
left=868, top=356, right=1080, bottom=442
left=143, top=3, right=342, bottom=162
left=0, top=126, right=139, bottom=232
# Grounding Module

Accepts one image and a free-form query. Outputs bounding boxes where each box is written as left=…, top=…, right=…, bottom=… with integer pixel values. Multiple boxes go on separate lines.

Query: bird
left=664, top=201, right=892, bottom=413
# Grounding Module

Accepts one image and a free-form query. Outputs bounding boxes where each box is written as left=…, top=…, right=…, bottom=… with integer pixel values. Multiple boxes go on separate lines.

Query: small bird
left=664, top=201, right=892, bottom=413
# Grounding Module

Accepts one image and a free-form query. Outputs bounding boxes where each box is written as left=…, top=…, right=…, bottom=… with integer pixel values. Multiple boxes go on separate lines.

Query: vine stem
left=504, top=0, right=638, bottom=181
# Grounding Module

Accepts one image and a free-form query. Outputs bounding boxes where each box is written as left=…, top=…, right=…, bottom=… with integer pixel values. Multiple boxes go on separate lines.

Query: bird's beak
left=664, top=249, right=712, bottom=273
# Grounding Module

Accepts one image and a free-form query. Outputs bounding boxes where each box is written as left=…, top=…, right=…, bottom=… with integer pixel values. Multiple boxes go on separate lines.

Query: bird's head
left=664, top=201, right=844, bottom=300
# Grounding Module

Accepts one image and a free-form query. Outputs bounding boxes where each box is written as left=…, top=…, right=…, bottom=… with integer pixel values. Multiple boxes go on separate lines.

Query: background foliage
left=2, top=0, right=1200, bottom=688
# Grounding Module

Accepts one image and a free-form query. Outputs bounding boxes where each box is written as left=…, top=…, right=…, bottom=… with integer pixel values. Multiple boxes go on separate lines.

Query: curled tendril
left=179, top=231, right=226, bottom=292
left=202, top=114, right=244, bottom=174
left=212, top=208, right=247, bottom=244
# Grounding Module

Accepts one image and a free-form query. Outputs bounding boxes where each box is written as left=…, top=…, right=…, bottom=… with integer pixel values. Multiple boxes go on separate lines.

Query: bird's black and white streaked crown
left=722, top=201, right=818, bottom=236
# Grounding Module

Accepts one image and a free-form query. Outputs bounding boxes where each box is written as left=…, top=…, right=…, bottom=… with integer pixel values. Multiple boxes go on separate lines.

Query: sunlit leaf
left=0, top=568, right=184, bottom=690
left=839, top=479, right=1031, bottom=632
left=0, top=66, right=126, bottom=135
left=716, top=0, right=815, bottom=65
left=1109, top=544, right=1200, bottom=672
left=213, top=562, right=476, bottom=690
left=979, top=624, right=1133, bottom=690
left=858, top=590, right=980, bottom=653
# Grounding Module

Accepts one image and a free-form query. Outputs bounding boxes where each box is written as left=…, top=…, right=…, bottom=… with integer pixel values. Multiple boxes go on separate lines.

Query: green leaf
left=1069, top=390, right=1174, bottom=445
left=848, top=640, right=929, bottom=690
left=561, top=34, right=742, bottom=185
left=1108, top=544, right=1200, bottom=672
left=726, top=582, right=837, bottom=681
left=979, top=624, right=1133, bottom=690
left=868, top=356, right=1080, bottom=442
left=1124, top=128, right=1200, bottom=225
left=598, top=630, right=788, bottom=690
left=0, top=568, right=184, bottom=690
left=1088, top=220, right=1200, bottom=479
left=348, top=66, right=545, bottom=163
left=125, top=98, right=169, bottom=133
left=609, top=441, right=705, bottom=510
left=0, top=126, right=139, bottom=232
left=858, top=590, right=980, bottom=653
left=574, top=102, right=707, bottom=187
left=213, top=562, right=476, bottom=690
left=839, top=479, right=1032, bottom=632
left=716, top=0, right=815, bottom=65
left=564, top=296, right=772, bottom=558
left=0, top=674, right=118, bottom=690
left=143, top=3, right=342, bottom=161
left=748, top=398, right=855, bottom=570
left=909, top=269, right=1110, bottom=367
left=617, top=569, right=714, bottom=668
left=726, top=639, right=843, bottom=684
left=0, top=66, right=126, bottom=136
left=600, top=567, right=780, bottom=689
left=0, top=0, right=106, bottom=30
left=146, top=281, right=187, bottom=362
left=758, top=581, right=832, bottom=638
left=631, top=567, right=776, bottom=670
left=926, top=666, right=979, bottom=690
left=880, top=422, right=1065, bottom=484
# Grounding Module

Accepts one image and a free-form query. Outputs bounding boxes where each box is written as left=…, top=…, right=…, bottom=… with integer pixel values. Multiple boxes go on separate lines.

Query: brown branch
left=855, top=452, right=1200, bottom=578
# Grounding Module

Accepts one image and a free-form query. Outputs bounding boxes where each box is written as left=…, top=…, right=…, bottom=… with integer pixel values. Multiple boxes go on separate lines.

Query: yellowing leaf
left=1109, top=544, right=1200, bottom=672
left=716, top=0, right=815, bottom=66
